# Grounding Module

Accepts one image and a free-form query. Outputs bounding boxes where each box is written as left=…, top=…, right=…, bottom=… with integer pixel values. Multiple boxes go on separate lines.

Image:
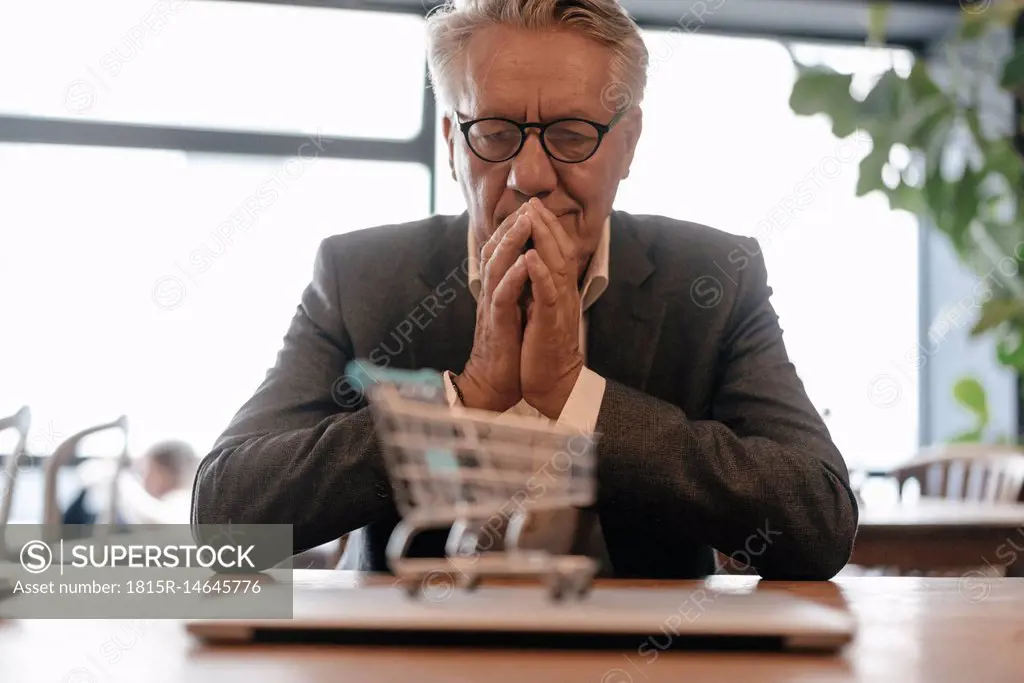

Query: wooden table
left=2, top=571, right=1023, bottom=682
left=853, top=500, right=1024, bottom=574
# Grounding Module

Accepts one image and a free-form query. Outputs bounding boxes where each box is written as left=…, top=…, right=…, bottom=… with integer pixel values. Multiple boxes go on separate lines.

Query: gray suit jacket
left=191, top=211, right=859, bottom=580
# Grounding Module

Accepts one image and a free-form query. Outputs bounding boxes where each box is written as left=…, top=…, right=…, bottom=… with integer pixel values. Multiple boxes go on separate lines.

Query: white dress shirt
left=442, top=217, right=612, bottom=564
left=77, top=460, right=193, bottom=524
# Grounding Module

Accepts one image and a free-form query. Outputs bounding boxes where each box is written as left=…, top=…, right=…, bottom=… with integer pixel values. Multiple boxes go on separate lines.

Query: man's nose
left=507, top=130, right=556, bottom=200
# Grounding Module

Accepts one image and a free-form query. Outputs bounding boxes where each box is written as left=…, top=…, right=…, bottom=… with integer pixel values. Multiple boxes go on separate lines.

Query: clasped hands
left=456, top=198, right=585, bottom=420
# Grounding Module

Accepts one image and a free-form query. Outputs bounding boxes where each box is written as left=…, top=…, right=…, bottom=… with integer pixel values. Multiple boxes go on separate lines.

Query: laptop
left=185, top=574, right=856, bottom=653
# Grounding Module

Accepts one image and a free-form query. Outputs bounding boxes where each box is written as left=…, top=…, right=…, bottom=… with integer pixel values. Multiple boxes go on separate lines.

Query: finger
left=479, top=217, right=514, bottom=264
left=481, top=208, right=531, bottom=291
left=483, top=215, right=532, bottom=297
left=492, top=253, right=530, bottom=312
left=525, top=205, right=568, bottom=280
left=481, top=204, right=530, bottom=264
left=528, top=198, right=576, bottom=263
left=525, top=249, right=559, bottom=307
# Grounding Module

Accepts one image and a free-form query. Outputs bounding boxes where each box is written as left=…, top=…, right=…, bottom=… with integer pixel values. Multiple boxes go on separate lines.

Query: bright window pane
left=0, top=1, right=426, bottom=139
left=434, top=33, right=920, bottom=469
left=0, top=143, right=431, bottom=457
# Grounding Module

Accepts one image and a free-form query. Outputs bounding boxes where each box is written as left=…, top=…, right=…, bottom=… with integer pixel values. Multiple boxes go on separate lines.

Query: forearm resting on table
left=594, top=380, right=858, bottom=580
left=191, top=412, right=394, bottom=561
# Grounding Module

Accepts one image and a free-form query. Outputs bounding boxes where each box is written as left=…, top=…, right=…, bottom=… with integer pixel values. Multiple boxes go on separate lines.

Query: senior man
left=192, top=0, right=858, bottom=580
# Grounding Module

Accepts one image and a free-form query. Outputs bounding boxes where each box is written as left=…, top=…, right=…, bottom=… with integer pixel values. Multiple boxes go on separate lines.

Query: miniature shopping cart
left=346, top=360, right=599, bottom=601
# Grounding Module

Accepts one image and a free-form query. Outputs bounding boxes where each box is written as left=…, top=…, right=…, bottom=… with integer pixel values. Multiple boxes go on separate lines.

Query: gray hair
left=425, top=0, right=648, bottom=114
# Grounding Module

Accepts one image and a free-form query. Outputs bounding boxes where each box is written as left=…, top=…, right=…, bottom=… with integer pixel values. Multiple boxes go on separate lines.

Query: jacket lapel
left=587, top=211, right=665, bottom=393
left=412, top=213, right=476, bottom=374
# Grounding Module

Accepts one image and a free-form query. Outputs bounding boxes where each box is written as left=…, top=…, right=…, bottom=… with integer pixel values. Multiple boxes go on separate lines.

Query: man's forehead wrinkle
left=464, top=31, right=511, bottom=112
left=478, top=39, right=505, bottom=105
left=467, top=60, right=594, bottom=118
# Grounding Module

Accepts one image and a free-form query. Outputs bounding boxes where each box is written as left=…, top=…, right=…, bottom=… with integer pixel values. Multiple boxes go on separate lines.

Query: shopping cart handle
left=345, top=360, right=445, bottom=395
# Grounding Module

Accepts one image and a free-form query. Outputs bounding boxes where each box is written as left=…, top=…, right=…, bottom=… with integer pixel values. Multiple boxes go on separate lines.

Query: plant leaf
left=971, top=298, right=1024, bottom=335
left=859, top=70, right=903, bottom=124
left=922, top=166, right=951, bottom=224
left=981, top=137, right=1024, bottom=189
left=856, top=143, right=890, bottom=197
left=959, top=14, right=990, bottom=41
left=905, top=60, right=943, bottom=99
left=996, top=334, right=1024, bottom=371
left=921, top=115, right=956, bottom=175
left=897, top=63, right=956, bottom=157
left=952, top=376, right=989, bottom=428
left=1000, top=41, right=1024, bottom=90
left=948, top=166, right=981, bottom=249
left=901, top=96, right=956, bottom=149
left=883, top=181, right=927, bottom=215
left=964, top=106, right=986, bottom=144
left=788, top=68, right=859, bottom=137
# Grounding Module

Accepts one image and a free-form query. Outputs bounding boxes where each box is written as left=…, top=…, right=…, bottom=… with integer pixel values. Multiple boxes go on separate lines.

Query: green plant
left=950, top=376, right=990, bottom=442
left=949, top=375, right=1021, bottom=444
left=786, top=1, right=1024, bottom=439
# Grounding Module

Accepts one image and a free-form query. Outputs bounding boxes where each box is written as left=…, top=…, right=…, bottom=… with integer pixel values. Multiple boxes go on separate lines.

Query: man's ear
left=619, top=106, right=643, bottom=180
left=442, top=112, right=457, bottom=181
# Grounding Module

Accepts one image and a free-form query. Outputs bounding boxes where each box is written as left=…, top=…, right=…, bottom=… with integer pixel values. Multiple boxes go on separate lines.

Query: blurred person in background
left=67, top=439, right=198, bottom=525
left=193, top=0, right=858, bottom=580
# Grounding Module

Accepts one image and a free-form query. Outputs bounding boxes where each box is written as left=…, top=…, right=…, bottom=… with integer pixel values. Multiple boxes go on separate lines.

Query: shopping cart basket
left=346, top=360, right=599, bottom=601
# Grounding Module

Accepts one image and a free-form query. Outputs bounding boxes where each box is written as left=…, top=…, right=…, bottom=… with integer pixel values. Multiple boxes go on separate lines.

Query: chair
left=42, top=416, right=129, bottom=544
left=0, top=406, right=31, bottom=562
left=854, top=444, right=1024, bottom=578
left=890, top=444, right=1024, bottom=503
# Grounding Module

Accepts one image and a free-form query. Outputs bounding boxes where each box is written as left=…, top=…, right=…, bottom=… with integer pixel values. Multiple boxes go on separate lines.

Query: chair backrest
left=0, top=406, right=31, bottom=559
left=43, top=416, right=129, bottom=542
left=891, top=444, right=1024, bottom=503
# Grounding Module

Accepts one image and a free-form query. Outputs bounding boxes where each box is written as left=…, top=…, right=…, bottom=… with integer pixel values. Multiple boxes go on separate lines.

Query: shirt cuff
left=556, top=366, right=606, bottom=432
left=442, top=370, right=462, bottom=407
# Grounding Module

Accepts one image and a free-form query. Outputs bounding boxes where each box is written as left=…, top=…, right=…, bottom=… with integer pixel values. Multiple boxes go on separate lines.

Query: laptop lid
left=185, top=580, right=855, bottom=653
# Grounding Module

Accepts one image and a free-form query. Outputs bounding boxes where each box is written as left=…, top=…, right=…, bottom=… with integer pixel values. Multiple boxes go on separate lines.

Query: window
left=0, top=3, right=433, bottom=484
left=0, top=144, right=430, bottom=457
left=0, top=1, right=426, bottom=139
left=434, top=32, right=920, bottom=469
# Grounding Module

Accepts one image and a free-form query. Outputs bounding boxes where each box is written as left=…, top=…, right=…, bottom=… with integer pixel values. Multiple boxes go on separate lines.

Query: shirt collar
left=468, top=216, right=611, bottom=312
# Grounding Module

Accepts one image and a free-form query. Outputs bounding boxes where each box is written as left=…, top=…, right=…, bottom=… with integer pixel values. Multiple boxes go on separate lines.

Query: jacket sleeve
left=190, top=237, right=394, bottom=560
left=593, top=241, right=858, bottom=580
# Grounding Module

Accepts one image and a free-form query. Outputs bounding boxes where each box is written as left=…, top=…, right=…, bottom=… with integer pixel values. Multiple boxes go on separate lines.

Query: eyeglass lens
left=467, top=119, right=601, bottom=162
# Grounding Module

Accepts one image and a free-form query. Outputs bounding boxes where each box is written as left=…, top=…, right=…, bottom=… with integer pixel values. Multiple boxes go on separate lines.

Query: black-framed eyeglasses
left=454, top=109, right=627, bottom=164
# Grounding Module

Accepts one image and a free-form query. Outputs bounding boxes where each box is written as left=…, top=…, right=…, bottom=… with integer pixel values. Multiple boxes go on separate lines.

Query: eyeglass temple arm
left=604, top=107, right=628, bottom=130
